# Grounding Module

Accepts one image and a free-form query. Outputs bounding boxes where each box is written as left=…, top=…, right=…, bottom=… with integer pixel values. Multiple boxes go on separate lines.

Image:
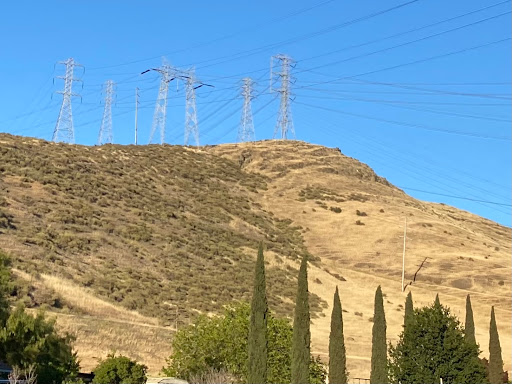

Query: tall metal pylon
left=146, top=60, right=174, bottom=144
left=97, top=80, right=115, bottom=145
left=53, top=58, right=83, bottom=143
left=270, top=54, right=295, bottom=140
left=238, top=77, right=255, bottom=142
left=184, top=69, right=200, bottom=146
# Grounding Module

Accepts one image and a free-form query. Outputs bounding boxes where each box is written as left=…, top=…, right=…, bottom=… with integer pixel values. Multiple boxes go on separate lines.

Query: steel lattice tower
left=238, top=77, right=255, bottom=142
left=97, top=80, right=115, bottom=145
left=148, top=61, right=173, bottom=144
left=184, top=69, right=200, bottom=146
left=270, top=54, right=295, bottom=140
left=53, top=58, right=83, bottom=143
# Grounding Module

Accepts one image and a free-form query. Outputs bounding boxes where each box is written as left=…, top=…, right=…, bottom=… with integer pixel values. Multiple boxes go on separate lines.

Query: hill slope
left=0, top=134, right=510, bottom=377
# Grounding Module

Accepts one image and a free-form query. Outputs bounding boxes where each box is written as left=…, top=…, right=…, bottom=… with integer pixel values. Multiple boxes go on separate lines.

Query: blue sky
left=1, top=0, right=510, bottom=226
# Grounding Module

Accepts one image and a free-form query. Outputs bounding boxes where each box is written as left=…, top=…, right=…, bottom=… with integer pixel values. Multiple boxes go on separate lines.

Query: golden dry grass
left=14, top=269, right=174, bottom=375
left=1, top=135, right=510, bottom=380
left=207, top=141, right=512, bottom=378
left=14, top=269, right=158, bottom=326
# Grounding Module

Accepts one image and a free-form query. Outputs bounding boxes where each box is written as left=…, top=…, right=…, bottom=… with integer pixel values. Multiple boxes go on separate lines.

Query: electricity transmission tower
left=97, top=80, right=115, bottom=145
left=53, top=58, right=83, bottom=143
left=143, top=60, right=175, bottom=144
left=184, top=68, right=213, bottom=146
left=270, top=54, right=295, bottom=140
left=184, top=69, right=200, bottom=146
left=238, top=77, right=255, bottom=142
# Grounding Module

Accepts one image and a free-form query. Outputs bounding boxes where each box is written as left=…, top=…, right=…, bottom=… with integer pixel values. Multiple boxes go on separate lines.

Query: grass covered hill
left=0, top=133, right=510, bottom=377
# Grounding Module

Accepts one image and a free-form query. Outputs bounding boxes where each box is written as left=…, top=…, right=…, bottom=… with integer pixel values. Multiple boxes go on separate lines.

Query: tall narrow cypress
left=488, top=306, right=504, bottom=384
left=404, top=291, right=414, bottom=330
left=248, top=243, right=268, bottom=384
left=434, top=293, right=441, bottom=306
left=370, top=285, right=387, bottom=384
left=291, top=255, right=310, bottom=384
left=329, top=286, right=347, bottom=384
left=464, top=294, right=476, bottom=346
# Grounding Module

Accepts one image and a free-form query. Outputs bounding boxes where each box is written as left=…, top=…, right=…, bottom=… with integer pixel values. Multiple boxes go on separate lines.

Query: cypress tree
left=370, top=285, right=387, bottom=384
left=291, top=255, right=310, bottom=384
left=488, top=306, right=504, bottom=384
left=434, top=293, right=441, bottom=306
left=248, top=243, right=268, bottom=384
left=464, top=294, right=476, bottom=346
left=404, top=291, right=414, bottom=330
left=329, top=286, right=347, bottom=384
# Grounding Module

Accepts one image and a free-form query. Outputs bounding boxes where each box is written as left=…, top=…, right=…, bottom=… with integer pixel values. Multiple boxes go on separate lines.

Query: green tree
left=404, top=291, right=413, bottom=330
left=0, top=304, right=79, bottom=384
left=291, top=255, right=311, bottom=384
left=328, top=286, right=347, bottom=384
left=0, top=250, right=12, bottom=325
left=389, top=299, right=488, bottom=384
left=489, top=306, right=504, bottom=384
left=163, top=303, right=326, bottom=384
left=93, top=353, right=147, bottom=384
left=465, top=294, right=476, bottom=345
left=248, top=243, right=268, bottom=384
left=370, top=286, right=387, bottom=384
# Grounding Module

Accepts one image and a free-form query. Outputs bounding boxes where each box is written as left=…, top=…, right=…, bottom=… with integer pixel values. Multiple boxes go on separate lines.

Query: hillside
left=0, top=134, right=510, bottom=378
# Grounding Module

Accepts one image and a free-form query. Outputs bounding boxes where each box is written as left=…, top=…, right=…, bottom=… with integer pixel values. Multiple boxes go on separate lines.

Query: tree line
left=0, top=245, right=508, bottom=384
left=167, top=244, right=508, bottom=384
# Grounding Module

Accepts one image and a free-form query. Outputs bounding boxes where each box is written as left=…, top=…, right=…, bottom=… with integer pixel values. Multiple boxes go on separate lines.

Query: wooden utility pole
left=134, top=87, right=139, bottom=145
left=402, top=217, right=407, bottom=292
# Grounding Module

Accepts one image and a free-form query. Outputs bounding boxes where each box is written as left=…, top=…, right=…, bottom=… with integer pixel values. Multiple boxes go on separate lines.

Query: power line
left=337, top=78, right=512, bottom=100
left=296, top=1, right=511, bottom=66
left=302, top=38, right=511, bottom=88
left=295, top=92, right=511, bottom=123
left=398, top=187, right=511, bottom=207
left=296, top=101, right=510, bottom=140
left=87, top=0, right=337, bottom=71
left=193, top=0, right=420, bottom=71
left=295, top=110, right=511, bottom=215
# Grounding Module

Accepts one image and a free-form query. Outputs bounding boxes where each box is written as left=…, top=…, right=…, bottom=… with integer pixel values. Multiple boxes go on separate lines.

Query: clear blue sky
left=1, top=1, right=510, bottom=226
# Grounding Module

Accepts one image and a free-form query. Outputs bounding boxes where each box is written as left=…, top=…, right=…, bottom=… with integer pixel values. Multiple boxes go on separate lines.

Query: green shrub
left=163, top=302, right=326, bottom=384
left=93, top=353, right=147, bottom=384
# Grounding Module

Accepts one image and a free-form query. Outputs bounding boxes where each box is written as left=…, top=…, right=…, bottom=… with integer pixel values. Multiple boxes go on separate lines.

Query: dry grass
left=1, top=135, right=510, bottom=380
left=208, top=141, right=512, bottom=378
left=44, top=311, right=173, bottom=375
left=14, top=269, right=158, bottom=326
